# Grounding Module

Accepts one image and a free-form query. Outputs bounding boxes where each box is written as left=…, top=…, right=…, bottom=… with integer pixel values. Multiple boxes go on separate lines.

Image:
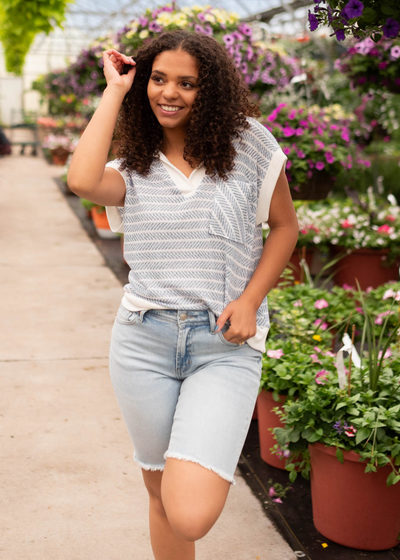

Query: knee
left=167, top=509, right=214, bottom=542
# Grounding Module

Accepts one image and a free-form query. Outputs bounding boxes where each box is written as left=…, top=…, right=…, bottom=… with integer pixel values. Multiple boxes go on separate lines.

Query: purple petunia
left=149, top=21, right=163, bottom=32
left=222, top=34, right=235, bottom=46
left=315, top=161, right=325, bottom=170
left=195, top=24, right=204, bottom=34
left=335, top=28, right=346, bottom=41
left=238, top=22, right=252, bottom=37
left=308, top=10, right=319, bottom=32
left=382, top=18, right=400, bottom=39
left=343, top=0, right=363, bottom=19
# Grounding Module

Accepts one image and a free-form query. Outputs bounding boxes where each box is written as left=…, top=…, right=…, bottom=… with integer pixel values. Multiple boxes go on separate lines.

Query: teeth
left=160, top=105, right=181, bottom=112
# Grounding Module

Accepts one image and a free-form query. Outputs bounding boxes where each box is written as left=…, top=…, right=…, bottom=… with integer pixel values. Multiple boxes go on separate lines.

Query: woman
left=68, top=30, right=298, bottom=560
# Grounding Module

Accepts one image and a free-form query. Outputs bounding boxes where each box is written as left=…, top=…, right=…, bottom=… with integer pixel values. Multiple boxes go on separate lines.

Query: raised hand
left=102, top=49, right=136, bottom=95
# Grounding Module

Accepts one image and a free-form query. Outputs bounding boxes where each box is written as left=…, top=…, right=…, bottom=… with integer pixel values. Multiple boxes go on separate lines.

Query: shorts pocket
left=208, top=180, right=250, bottom=245
left=115, top=303, right=140, bottom=325
left=217, top=323, right=240, bottom=347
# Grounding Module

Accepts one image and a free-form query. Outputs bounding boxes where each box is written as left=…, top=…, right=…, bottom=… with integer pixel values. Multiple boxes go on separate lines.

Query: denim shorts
left=108, top=304, right=262, bottom=485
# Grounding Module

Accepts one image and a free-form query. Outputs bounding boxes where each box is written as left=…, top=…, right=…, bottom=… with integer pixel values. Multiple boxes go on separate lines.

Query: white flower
left=331, top=238, right=339, bottom=244
left=313, top=235, right=321, bottom=244
left=139, top=29, right=149, bottom=39
left=376, top=238, right=385, bottom=245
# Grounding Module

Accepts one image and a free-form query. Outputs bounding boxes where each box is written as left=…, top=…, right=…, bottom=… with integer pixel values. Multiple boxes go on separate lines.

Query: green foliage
left=0, top=0, right=73, bottom=75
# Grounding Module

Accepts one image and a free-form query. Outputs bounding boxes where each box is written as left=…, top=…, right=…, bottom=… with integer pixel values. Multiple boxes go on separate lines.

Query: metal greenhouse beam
left=241, top=0, right=314, bottom=23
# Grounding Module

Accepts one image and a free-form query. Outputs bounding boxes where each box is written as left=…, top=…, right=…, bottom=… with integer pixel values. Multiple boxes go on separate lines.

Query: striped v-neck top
left=105, top=117, right=287, bottom=353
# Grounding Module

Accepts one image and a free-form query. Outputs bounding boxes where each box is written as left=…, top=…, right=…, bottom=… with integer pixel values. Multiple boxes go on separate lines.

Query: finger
left=214, top=308, right=233, bottom=333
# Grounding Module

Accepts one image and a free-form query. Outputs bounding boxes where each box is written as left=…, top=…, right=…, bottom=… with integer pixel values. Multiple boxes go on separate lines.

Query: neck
left=160, top=126, right=186, bottom=157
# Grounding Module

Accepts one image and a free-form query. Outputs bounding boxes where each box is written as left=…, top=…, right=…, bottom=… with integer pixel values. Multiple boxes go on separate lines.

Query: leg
left=160, top=315, right=262, bottom=542
left=142, top=469, right=195, bottom=559
left=161, top=458, right=230, bottom=542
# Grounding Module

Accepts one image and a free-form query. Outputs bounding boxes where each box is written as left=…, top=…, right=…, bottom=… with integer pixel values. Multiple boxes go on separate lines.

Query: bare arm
left=215, top=166, right=299, bottom=342
left=67, top=50, right=136, bottom=206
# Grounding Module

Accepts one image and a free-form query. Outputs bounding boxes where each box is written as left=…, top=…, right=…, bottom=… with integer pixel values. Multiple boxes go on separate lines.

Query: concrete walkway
left=0, top=154, right=294, bottom=560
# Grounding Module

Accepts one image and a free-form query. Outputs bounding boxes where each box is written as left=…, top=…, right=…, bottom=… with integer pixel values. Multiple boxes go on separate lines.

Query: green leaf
left=362, top=7, right=377, bottom=21
left=347, top=407, right=360, bottom=416
left=336, top=447, right=344, bottom=463
left=289, top=470, right=297, bottom=483
left=386, top=471, right=399, bottom=486
left=355, top=427, right=370, bottom=445
left=336, top=402, right=347, bottom=410
left=381, top=5, right=395, bottom=16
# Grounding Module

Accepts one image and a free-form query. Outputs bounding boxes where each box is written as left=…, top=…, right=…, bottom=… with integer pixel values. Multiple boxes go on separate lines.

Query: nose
left=162, top=81, right=179, bottom=100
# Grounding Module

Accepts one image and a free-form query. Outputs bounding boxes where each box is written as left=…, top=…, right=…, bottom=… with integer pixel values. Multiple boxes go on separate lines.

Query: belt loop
left=139, top=309, right=150, bottom=323
left=208, top=309, right=215, bottom=333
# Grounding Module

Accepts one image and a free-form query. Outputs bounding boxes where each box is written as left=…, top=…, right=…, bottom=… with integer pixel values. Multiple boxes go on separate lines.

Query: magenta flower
left=295, top=128, right=304, bottom=136
left=315, top=161, right=325, bottom=170
left=325, top=152, right=335, bottom=164
left=273, top=497, right=283, bottom=503
left=311, top=353, right=322, bottom=364
left=315, top=299, right=329, bottom=309
left=341, top=129, right=350, bottom=142
left=283, top=126, right=296, bottom=137
left=315, top=369, right=329, bottom=384
left=288, top=110, right=297, bottom=119
left=222, top=34, right=235, bottom=46
left=283, top=146, right=291, bottom=155
left=342, top=283, right=354, bottom=290
left=269, top=486, right=277, bottom=497
left=267, top=349, right=284, bottom=359
left=314, top=139, right=325, bottom=150
left=297, top=149, right=306, bottom=158
left=383, top=18, right=400, bottom=39
left=377, top=224, right=393, bottom=234
left=343, top=0, right=363, bottom=19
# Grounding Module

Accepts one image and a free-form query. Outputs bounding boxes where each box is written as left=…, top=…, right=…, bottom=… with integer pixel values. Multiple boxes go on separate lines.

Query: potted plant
left=273, top=294, right=400, bottom=551
left=261, top=104, right=371, bottom=200
left=321, top=194, right=400, bottom=289
left=260, top=279, right=353, bottom=469
left=42, top=133, right=79, bottom=165
left=336, top=37, right=400, bottom=94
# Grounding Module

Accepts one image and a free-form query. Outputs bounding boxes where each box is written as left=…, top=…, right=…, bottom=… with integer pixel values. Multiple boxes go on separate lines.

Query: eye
left=151, top=75, right=163, bottom=83
left=182, top=81, right=195, bottom=88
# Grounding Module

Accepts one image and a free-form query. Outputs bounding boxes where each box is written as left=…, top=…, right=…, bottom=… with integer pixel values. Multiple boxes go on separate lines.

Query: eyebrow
left=151, top=70, right=197, bottom=80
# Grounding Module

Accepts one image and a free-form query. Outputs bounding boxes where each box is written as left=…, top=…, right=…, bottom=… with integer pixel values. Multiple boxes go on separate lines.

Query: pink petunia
left=315, top=369, right=329, bottom=384
left=341, top=219, right=353, bottom=229
left=314, top=318, right=328, bottom=330
left=325, top=152, right=335, bottom=164
left=269, top=487, right=277, bottom=497
left=316, top=162, right=325, bottom=171
left=315, top=299, right=329, bottom=309
left=293, top=299, right=303, bottom=307
left=267, top=349, right=284, bottom=359
left=311, top=353, right=322, bottom=364
left=342, top=283, right=354, bottom=290
left=314, top=346, right=321, bottom=353
left=378, top=348, right=392, bottom=360
left=273, top=497, right=283, bottom=503
left=377, top=224, right=394, bottom=234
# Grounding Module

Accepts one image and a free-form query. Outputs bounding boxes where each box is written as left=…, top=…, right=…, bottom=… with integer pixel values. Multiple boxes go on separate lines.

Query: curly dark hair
left=113, top=30, right=261, bottom=180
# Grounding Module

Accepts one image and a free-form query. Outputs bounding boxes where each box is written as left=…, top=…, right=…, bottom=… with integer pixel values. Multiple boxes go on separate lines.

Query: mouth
left=158, top=104, right=184, bottom=115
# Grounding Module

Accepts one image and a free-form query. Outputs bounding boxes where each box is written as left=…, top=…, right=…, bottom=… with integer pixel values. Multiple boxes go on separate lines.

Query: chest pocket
left=208, top=180, right=251, bottom=245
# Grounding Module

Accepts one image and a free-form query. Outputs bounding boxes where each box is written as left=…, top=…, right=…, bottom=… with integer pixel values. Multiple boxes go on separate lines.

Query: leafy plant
left=307, top=1, right=400, bottom=43
left=272, top=300, right=400, bottom=486
left=0, top=0, right=72, bottom=75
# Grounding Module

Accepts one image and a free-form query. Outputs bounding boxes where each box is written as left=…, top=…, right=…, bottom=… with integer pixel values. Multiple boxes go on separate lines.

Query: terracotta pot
left=331, top=246, right=400, bottom=290
left=91, top=207, right=119, bottom=239
left=257, top=389, right=290, bottom=470
left=51, top=148, right=70, bottom=166
left=291, top=170, right=335, bottom=201
left=309, top=442, right=400, bottom=550
left=252, top=402, right=258, bottom=420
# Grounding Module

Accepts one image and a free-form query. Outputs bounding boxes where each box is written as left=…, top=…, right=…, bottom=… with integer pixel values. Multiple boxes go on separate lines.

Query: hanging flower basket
left=309, top=442, right=400, bottom=551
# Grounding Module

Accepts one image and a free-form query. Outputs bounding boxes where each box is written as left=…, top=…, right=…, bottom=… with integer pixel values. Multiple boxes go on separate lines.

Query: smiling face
left=147, top=49, right=199, bottom=131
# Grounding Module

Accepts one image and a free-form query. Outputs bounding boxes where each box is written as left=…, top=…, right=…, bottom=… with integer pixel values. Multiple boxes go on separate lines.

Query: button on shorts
left=108, top=304, right=262, bottom=485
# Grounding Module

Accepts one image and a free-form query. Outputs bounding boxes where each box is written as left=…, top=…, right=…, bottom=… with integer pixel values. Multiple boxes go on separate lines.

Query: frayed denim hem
left=163, top=451, right=236, bottom=486
left=134, top=453, right=165, bottom=472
